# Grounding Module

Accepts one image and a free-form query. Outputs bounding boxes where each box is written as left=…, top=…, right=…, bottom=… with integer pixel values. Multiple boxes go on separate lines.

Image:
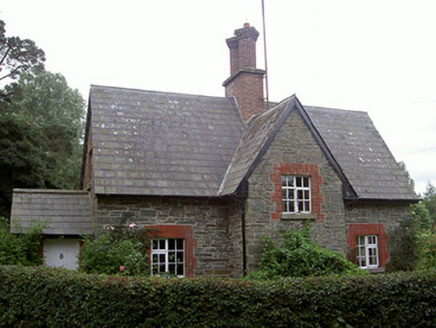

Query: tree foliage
left=423, top=182, right=436, bottom=226
left=398, top=160, right=415, bottom=191
left=0, top=217, right=44, bottom=266
left=79, top=222, right=152, bottom=276
left=0, top=19, right=45, bottom=84
left=387, top=217, right=421, bottom=272
left=0, top=70, right=85, bottom=217
left=388, top=199, right=436, bottom=272
left=247, top=226, right=364, bottom=280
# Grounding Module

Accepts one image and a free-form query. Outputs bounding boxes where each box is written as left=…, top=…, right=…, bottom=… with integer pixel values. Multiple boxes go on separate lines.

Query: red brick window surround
left=270, top=163, right=324, bottom=221
left=347, top=223, right=388, bottom=269
left=145, top=225, right=197, bottom=277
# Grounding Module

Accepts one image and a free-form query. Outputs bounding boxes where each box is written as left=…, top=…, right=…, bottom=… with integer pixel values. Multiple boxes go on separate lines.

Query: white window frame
left=281, top=176, right=311, bottom=214
left=356, top=235, right=379, bottom=269
left=151, top=238, right=185, bottom=277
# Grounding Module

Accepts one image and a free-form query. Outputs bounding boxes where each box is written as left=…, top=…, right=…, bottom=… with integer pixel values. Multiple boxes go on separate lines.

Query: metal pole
left=262, top=0, right=269, bottom=110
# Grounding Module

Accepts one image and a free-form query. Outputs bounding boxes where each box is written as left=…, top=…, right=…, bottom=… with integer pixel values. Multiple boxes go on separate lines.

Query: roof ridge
left=304, top=105, right=368, bottom=115
left=90, top=84, right=231, bottom=101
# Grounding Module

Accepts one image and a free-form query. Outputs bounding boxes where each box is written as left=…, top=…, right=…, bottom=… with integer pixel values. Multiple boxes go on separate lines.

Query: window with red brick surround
left=270, top=163, right=324, bottom=221
left=347, top=223, right=388, bottom=268
left=145, top=225, right=197, bottom=277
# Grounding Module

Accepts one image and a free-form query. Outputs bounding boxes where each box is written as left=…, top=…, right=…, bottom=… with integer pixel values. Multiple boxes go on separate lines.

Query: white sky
left=2, top=0, right=435, bottom=195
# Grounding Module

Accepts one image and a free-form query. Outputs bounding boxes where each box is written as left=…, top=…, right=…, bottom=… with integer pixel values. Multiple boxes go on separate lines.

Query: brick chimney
left=223, top=23, right=266, bottom=122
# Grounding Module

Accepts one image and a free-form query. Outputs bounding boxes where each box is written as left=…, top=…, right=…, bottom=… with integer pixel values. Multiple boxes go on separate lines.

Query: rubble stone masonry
left=244, top=109, right=346, bottom=272
left=95, top=196, right=243, bottom=277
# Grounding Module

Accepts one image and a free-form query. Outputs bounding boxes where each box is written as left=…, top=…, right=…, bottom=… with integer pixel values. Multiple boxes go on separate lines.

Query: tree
left=411, top=202, right=433, bottom=232
left=398, top=161, right=415, bottom=191
left=0, top=71, right=85, bottom=217
left=387, top=217, right=421, bottom=272
left=0, top=19, right=45, bottom=83
left=423, top=182, right=436, bottom=226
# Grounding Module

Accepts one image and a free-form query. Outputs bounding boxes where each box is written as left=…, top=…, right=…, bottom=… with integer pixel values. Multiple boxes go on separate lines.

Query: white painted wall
left=43, top=238, right=81, bottom=270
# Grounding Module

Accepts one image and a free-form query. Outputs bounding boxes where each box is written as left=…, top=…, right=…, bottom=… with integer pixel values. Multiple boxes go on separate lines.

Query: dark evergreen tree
left=0, top=71, right=85, bottom=218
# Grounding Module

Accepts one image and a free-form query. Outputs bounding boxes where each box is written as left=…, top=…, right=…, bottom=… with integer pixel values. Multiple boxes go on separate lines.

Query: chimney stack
left=223, top=23, right=266, bottom=122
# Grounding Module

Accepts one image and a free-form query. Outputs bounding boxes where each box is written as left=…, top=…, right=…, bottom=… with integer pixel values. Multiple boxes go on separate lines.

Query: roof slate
left=87, top=85, right=417, bottom=201
left=10, top=189, right=93, bottom=235
left=304, top=106, right=418, bottom=200
left=90, top=85, right=244, bottom=196
left=219, top=97, right=292, bottom=195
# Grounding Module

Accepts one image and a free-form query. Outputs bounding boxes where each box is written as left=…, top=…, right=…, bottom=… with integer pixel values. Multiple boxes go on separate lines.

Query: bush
left=247, top=226, right=364, bottom=280
left=79, top=222, right=152, bottom=276
left=0, top=217, right=44, bottom=266
left=418, top=231, right=436, bottom=270
left=0, top=266, right=435, bottom=327
left=387, top=206, right=435, bottom=273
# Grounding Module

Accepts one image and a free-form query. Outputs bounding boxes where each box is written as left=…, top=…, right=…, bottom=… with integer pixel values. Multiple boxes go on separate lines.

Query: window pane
left=304, top=201, right=310, bottom=212
left=297, top=190, right=303, bottom=200
left=297, top=201, right=304, bottom=212
left=159, top=240, right=165, bottom=249
left=152, top=240, right=158, bottom=249
left=303, top=177, right=309, bottom=187
left=304, top=190, right=310, bottom=200
left=159, top=254, right=165, bottom=262
left=168, top=264, right=176, bottom=275
left=296, top=177, right=302, bottom=187
left=176, top=251, right=184, bottom=262
left=177, top=264, right=184, bottom=275
left=282, top=199, right=288, bottom=212
left=176, top=239, right=184, bottom=250
left=281, top=176, right=287, bottom=187
left=168, top=239, right=175, bottom=250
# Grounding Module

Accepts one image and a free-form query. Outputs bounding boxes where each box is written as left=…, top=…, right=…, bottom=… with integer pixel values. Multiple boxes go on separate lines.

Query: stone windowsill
left=280, top=213, right=317, bottom=220
left=365, top=267, right=385, bottom=274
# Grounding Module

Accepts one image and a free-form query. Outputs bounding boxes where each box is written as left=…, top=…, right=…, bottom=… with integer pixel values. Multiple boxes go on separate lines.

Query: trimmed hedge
left=1, top=266, right=435, bottom=327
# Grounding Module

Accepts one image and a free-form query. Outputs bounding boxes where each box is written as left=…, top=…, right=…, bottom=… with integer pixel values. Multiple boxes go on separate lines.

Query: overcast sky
left=2, top=0, right=435, bottom=195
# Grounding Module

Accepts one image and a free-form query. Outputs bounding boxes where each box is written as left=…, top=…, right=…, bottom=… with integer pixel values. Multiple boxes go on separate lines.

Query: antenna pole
left=262, top=0, right=269, bottom=110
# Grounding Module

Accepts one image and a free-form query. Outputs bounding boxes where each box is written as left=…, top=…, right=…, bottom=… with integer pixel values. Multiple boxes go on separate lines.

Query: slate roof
left=219, top=97, right=292, bottom=195
left=10, top=189, right=93, bottom=235
left=86, top=85, right=417, bottom=201
left=89, top=85, right=244, bottom=196
left=305, top=106, right=418, bottom=200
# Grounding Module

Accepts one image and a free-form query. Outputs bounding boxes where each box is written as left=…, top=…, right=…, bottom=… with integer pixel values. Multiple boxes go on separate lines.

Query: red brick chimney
left=223, top=23, right=266, bottom=122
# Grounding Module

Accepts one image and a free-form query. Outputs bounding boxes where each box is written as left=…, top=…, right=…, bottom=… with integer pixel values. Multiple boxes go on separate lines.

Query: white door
left=43, top=238, right=81, bottom=270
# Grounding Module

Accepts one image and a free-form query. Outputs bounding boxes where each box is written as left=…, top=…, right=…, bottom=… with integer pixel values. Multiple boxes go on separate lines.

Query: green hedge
left=1, top=266, right=435, bottom=327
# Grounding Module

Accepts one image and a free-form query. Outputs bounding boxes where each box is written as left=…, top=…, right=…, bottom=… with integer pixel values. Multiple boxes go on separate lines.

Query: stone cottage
left=10, top=23, right=418, bottom=276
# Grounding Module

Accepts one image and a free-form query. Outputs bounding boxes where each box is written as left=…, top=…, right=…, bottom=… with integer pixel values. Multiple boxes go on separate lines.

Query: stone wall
left=96, top=195, right=243, bottom=277
left=345, top=201, right=411, bottom=267
left=345, top=201, right=410, bottom=232
left=244, top=109, right=346, bottom=272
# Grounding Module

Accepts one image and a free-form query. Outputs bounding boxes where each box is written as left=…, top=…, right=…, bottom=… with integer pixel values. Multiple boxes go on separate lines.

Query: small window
left=356, top=235, right=379, bottom=269
left=151, top=238, right=184, bottom=276
left=281, top=176, right=311, bottom=214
